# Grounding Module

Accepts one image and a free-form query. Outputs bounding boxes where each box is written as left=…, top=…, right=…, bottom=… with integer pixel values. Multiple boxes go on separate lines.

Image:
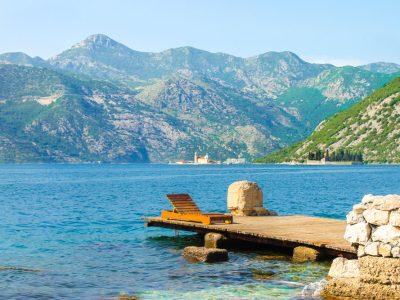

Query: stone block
left=391, top=246, right=400, bottom=258
left=204, top=233, right=227, bottom=249
left=364, top=242, right=379, bottom=256
left=321, top=278, right=400, bottom=300
left=328, top=257, right=360, bottom=279
left=363, top=208, right=389, bottom=225
left=183, top=246, right=228, bottom=263
left=361, top=194, right=375, bottom=205
left=353, top=203, right=367, bottom=214
left=389, top=211, right=400, bottom=226
left=373, top=194, right=400, bottom=211
left=292, top=246, right=323, bottom=262
left=344, top=222, right=371, bottom=245
left=359, top=256, right=400, bottom=285
left=378, top=243, right=392, bottom=257
left=346, top=211, right=364, bottom=225
left=372, top=225, right=400, bottom=245
left=357, top=245, right=365, bottom=257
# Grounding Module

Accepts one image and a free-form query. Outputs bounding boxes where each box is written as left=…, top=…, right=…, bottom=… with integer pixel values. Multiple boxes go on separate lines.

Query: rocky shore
left=322, top=194, right=400, bottom=299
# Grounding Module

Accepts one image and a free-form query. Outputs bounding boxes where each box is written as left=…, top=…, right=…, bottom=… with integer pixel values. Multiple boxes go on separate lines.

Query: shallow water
left=1, top=164, right=399, bottom=299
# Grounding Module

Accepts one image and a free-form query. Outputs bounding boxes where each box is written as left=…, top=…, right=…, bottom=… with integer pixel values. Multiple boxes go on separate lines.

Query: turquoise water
left=1, top=164, right=400, bottom=299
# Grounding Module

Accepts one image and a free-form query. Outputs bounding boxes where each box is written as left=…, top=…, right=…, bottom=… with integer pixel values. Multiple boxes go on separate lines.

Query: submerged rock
left=118, top=294, right=138, bottom=300
left=0, top=266, right=41, bottom=272
left=251, top=268, right=276, bottom=280
left=257, top=254, right=290, bottom=261
left=182, top=246, right=228, bottom=263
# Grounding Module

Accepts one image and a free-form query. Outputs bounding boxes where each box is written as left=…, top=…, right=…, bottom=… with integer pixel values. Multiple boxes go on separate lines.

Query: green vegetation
left=307, top=149, right=363, bottom=162
left=256, top=77, right=400, bottom=163
left=0, top=34, right=399, bottom=162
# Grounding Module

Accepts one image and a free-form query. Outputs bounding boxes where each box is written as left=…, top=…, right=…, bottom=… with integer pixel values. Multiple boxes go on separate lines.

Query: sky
left=0, top=0, right=399, bottom=66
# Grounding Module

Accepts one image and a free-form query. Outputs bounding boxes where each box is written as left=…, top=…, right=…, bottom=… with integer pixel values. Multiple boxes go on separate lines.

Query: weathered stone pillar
left=227, top=181, right=276, bottom=216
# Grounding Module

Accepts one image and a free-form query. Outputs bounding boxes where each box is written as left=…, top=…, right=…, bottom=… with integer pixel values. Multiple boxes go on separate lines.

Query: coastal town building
left=224, top=158, right=246, bottom=164
left=194, top=152, right=211, bottom=164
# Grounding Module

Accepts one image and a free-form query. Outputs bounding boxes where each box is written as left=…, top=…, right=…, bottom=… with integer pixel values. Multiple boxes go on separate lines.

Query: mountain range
left=255, top=77, right=400, bottom=163
left=0, top=34, right=399, bottom=162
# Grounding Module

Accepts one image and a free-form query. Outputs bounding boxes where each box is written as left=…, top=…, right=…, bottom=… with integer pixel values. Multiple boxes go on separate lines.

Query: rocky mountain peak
left=71, top=34, right=120, bottom=50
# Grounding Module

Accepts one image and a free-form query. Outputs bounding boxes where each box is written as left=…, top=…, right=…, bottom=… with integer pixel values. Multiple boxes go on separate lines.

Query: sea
left=1, top=164, right=399, bottom=299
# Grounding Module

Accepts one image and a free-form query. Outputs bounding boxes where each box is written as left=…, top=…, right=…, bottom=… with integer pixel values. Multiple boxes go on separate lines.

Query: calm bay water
left=1, top=164, right=400, bottom=299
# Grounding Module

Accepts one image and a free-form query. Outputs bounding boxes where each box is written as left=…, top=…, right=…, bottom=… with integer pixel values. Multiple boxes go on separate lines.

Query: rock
left=292, top=246, right=323, bottom=262
left=359, top=256, right=400, bottom=285
left=322, top=256, right=400, bottom=299
left=344, top=222, right=371, bottom=245
left=321, top=277, right=400, bottom=300
left=361, top=194, right=375, bottom=205
left=328, top=257, right=360, bottom=279
left=267, top=210, right=278, bottom=216
left=357, top=245, right=365, bottom=257
left=346, top=211, right=364, bottom=225
left=227, top=181, right=264, bottom=216
left=182, top=246, right=228, bottom=263
left=363, top=208, right=389, bottom=225
left=373, top=194, right=400, bottom=211
left=389, top=211, right=400, bottom=226
left=372, top=225, right=400, bottom=245
left=204, top=233, right=227, bottom=249
left=353, top=203, right=367, bottom=214
left=378, top=243, right=392, bottom=257
left=365, top=242, right=379, bottom=256
left=391, top=246, right=400, bottom=258
left=251, top=269, right=276, bottom=279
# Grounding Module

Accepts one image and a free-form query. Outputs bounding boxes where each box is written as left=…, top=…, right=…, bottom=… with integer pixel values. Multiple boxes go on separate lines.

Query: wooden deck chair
left=161, top=193, right=233, bottom=225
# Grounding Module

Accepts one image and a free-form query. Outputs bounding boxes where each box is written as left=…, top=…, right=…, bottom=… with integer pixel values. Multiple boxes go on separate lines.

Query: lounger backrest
left=166, top=194, right=202, bottom=214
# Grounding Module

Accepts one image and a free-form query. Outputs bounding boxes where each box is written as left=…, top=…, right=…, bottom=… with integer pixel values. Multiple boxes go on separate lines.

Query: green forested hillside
left=0, top=64, right=305, bottom=162
left=255, top=77, right=400, bottom=163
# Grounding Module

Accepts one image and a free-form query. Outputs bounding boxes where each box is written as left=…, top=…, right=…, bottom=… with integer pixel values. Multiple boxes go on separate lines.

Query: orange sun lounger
left=161, top=193, right=233, bottom=225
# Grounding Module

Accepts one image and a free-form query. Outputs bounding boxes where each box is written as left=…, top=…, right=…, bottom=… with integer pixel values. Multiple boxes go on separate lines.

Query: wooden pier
left=146, top=215, right=356, bottom=258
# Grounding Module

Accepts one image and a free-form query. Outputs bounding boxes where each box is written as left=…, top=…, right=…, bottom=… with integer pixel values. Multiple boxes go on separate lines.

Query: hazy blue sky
left=1, top=0, right=399, bottom=65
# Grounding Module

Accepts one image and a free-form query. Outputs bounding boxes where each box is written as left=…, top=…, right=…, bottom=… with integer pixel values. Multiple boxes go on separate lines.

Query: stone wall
left=322, top=256, right=400, bottom=299
left=323, top=194, right=400, bottom=299
left=344, top=194, right=400, bottom=258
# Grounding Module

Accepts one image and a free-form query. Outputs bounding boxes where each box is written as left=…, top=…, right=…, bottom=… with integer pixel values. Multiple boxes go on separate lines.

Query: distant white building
left=193, top=152, right=220, bottom=164
left=224, top=158, right=246, bottom=164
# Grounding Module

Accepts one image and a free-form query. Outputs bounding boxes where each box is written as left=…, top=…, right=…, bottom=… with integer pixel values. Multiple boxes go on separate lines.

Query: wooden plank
left=146, top=215, right=356, bottom=257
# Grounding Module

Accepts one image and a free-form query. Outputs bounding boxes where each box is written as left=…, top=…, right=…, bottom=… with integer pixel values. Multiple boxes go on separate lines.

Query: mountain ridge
left=0, top=34, right=398, bottom=162
left=255, top=77, right=400, bottom=163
